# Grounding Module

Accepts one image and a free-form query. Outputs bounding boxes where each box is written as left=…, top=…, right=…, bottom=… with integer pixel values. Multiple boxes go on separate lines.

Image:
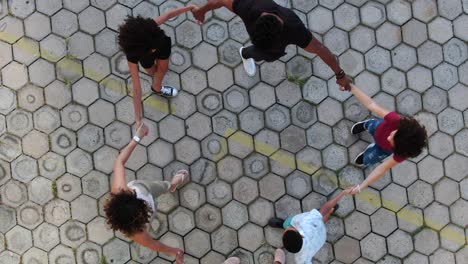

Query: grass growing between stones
left=100, top=256, right=108, bottom=264
left=287, top=74, right=307, bottom=88
left=52, top=180, right=58, bottom=198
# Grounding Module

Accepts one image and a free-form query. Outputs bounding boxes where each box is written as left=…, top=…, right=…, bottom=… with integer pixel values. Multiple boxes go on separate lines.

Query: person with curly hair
left=118, top=6, right=195, bottom=127
left=191, top=0, right=352, bottom=90
left=104, top=124, right=188, bottom=263
left=341, top=83, right=428, bottom=194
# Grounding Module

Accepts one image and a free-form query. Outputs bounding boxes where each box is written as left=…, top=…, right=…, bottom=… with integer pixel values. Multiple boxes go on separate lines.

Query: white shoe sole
left=239, top=47, right=256, bottom=77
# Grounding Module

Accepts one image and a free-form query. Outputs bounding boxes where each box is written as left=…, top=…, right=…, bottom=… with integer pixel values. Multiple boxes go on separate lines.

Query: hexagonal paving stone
left=450, top=199, right=468, bottom=228
left=376, top=22, right=402, bottom=50
left=211, top=226, right=238, bottom=255
left=434, top=63, right=459, bottom=90
left=417, top=41, right=443, bottom=70
left=239, top=107, right=264, bottom=135
left=259, top=173, right=285, bottom=202
left=307, top=6, right=333, bottom=33
left=59, top=220, right=87, bottom=248
left=71, top=195, right=98, bottom=223
left=344, top=211, right=371, bottom=240
left=444, top=153, right=468, bottom=181
left=0, top=205, right=17, bottom=233
left=428, top=132, right=454, bottom=159
left=392, top=44, right=417, bottom=72
left=381, top=183, right=408, bottom=211
left=370, top=208, right=397, bottom=237
left=222, top=200, right=248, bottom=230
left=182, top=229, right=210, bottom=258
left=365, top=46, right=391, bottom=74
left=103, top=238, right=131, bottom=264
left=248, top=198, right=274, bottom=227
left=360, top=233, right=386, bottom=262
left=280, top=125, right=306, bottom=153
left=408, top=180, right=434, bottom=209
left=0, top=16, right=24, bottom=44
left=424, top=202, right=450, bottom=231
left=414, top=228, right=439, bottom=255
left=32, top=222, right=59, bottom=251
left=0, top=87, right=18, bottom=117
left=6, top=226, right=32, bottom=254
left=423, top=87, right=448, bottom=114
left=175, top=20, right=202, bottom=48
left=21, top=130, right=49, bottom=159
left=2, top=61, right=28, bottom=90
left=238, top=223, right=264, bottom=251
left=206, top=180, right=232, bottom=207
left=56, top=173, right=82, bottom=202
left=13, top=37, right=40, bottom=66
left=233, top=177, right=259, bottom=204
left=260, top=61, right=286, bottom=87
left=33, top=106, right=60, bottom=135
left=28, top=177, right=53, bottom=205
left=454, top=14, right=468, bottom=41
left=44, top=199, right=71, bottom=226
left=285, top=171, right=312, bottom=199
left=334, top=236, right=361, bottom=263
left=407, top=65, right=433, bottom=93
left=178, top=183, right=205, bottom=211
left=311, top=169, right=338, bottom=196
left=403, top=19, right=428, bottom=48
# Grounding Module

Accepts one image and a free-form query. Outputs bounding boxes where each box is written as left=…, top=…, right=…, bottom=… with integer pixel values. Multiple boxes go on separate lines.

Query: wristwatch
left=133, top=136, right=141, bottom=142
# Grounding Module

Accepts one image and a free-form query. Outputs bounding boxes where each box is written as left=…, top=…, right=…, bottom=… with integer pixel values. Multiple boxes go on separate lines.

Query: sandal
left=170, top=170, right=189, bottom=192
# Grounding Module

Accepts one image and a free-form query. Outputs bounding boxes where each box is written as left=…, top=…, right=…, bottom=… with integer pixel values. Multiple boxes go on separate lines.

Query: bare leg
left=144, top=63, right=157, bottom=76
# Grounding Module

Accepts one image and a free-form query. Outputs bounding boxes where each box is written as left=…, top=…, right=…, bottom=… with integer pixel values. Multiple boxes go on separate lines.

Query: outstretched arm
left=131, top=231, right=184, bottom=264
left=111, top=124, right=148, bottom=193
left=347, top=83, right=389, bottom=118
left=348, top=157, right=398, bottom=195
left=128, top=62, right=143, bottom=127
left=192, top=0, right=234, bottom=23
left=304, top=37, right=352, bottom=90
left=155, top=5, right=197, bottom=25
left=319, top=190, right=349, bottom=222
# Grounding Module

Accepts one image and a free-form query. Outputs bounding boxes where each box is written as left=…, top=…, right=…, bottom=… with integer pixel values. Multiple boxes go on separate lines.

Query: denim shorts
left=363, top=119, right=392, bottom=166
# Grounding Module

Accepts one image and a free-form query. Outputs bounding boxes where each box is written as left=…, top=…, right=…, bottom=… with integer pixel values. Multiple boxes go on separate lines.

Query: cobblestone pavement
left=0, top=0, right=467, bottom=263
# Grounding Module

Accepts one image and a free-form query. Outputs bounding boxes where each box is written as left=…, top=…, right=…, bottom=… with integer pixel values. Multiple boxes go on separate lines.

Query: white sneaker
left=157, top=85, right=178, bottom=97
left=239, top=47, right=256, bottom=77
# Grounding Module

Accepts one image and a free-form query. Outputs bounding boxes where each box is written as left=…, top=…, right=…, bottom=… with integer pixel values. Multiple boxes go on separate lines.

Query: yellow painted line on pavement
left=222, top=128, right=467, bottom=245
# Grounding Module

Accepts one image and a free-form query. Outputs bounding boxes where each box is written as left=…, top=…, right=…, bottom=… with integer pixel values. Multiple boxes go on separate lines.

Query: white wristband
left=133, top=136, right=141, bottom=142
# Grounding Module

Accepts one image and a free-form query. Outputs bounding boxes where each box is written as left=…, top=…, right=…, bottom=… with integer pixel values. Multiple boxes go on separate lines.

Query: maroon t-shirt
left=375, top=112, right=405, bottom=162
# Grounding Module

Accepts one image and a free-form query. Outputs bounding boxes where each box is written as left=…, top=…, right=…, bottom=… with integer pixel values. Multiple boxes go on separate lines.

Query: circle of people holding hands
left=104, top=0, right=428, bottom=263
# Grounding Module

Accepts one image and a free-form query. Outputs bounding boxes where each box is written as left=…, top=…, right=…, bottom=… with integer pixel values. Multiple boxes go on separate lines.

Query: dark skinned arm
left=304, top=37, right=352, bottom=90
left=192, top=0, right=234, bottom=23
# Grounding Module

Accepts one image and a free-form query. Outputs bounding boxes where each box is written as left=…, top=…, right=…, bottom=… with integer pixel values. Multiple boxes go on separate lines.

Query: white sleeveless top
left=127, top=181, right=156, bottom=214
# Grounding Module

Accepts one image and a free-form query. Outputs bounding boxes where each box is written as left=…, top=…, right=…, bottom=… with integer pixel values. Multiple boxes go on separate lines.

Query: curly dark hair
left=104, top=190, right=152, bottom=236
left=118, top=16, right=165, bottom=58
left=393, top=117, right=428, bottom=158
left=251, top=14, right=283, bottom=49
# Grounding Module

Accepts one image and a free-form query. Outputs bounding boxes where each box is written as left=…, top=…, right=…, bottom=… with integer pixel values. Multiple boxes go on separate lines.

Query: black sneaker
left=268, top=218, right=285, bottom=228
left=354, top=151, right=365, bottom=167
left=155, top=85, right=178, bottom=97
left=351, top=120, right=368, bottom=134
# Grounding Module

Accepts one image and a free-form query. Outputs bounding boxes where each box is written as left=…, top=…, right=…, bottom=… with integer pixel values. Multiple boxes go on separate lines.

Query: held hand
left=187, top=4, right=197, bottom=11
left=136, top=123, right=149, bottom=139
left=175, top=249, right=184, bottom=264
left=346, top=185, right=361, bottom=195
left=191, top=7, right=205, bottom=24
left=336, top=75, right=352, bottom=91
left=135, top=119, right=142, bottom=129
